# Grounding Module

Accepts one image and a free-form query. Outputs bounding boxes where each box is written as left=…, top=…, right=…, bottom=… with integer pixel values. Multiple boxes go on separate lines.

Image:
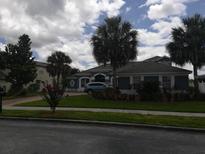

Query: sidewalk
left=4, top=106, right=205, bottom=118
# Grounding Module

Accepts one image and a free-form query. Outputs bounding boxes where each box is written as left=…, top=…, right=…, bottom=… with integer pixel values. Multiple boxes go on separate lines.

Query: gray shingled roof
left=74, top=65, right=112, bottom=76
left=143, top=56, right=170, bottom=62
left=35, top=61, right=47, bottom=68
left=73, top=61, right=191, bottom=76
left=117, top=62, right=191, bottom=74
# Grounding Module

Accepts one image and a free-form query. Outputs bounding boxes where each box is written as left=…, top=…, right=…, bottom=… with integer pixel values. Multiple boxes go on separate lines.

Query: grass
left=3, top=92, right=40, bottom=100
left=17, top=95, right=205, bottom=113
left=1, top=110, right=205, bottom=129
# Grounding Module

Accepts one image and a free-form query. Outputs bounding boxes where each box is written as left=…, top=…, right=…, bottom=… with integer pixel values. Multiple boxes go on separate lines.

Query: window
left=69, top=80, right=75, bottom=87
left=81, top=78, right=90, bottom=88
left=95, top=74, right=105, bottom=82
left=162, top=76, right=171, bottom=89
left=174, top=76, right=188, bottom=90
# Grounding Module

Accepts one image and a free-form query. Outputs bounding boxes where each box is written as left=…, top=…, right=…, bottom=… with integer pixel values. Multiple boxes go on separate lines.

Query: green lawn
left=17, top=95, right=205, bottom=113
left=1, top=110, right=205, bottom=129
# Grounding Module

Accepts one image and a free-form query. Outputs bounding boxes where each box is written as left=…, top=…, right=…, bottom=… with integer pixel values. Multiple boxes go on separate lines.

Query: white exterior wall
left=199, top=82, right=205, bottom=93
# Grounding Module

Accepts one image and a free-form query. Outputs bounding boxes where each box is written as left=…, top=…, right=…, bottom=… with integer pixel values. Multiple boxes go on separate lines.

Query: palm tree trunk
left=193, top=64, right=199, bottom=98
left=57, top=74, right=60, bottom=88
left=193, top=47, right=199, bottom=98
left=113, top=67, right=117, bottom=89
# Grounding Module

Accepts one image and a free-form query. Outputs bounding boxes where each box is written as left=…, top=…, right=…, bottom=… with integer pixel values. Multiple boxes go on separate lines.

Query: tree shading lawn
left=16, top=95, right=205, bottom=113
left=1, top=110, right=205, bottom=129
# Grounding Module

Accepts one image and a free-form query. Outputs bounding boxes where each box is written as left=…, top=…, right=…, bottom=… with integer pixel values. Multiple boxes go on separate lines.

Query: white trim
left=93, top=73, right=106, bottom=77
left=79, top=77, right=90, bottom=91
left=116, top=72, right=191, bottom=75
left=69, top=80, right=75, bottom=88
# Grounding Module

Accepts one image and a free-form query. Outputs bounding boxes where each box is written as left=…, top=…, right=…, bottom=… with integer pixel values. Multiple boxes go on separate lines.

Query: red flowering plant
left=41, top=82, right=64, bottom=113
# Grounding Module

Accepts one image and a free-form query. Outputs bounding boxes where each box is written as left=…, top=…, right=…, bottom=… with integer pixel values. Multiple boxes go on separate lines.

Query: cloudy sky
left=0, top=0, right=205, bottom=74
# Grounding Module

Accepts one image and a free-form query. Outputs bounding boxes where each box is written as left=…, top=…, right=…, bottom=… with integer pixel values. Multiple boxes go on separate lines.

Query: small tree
left=46, top=51, right=72, bottom=90
left=167, top=14, right=205, bottom=97
left=91, top=16, right=138, bottom=88
left=42, top=82, right=63, bottom=113
left=3, top=34, right=37, bottom=92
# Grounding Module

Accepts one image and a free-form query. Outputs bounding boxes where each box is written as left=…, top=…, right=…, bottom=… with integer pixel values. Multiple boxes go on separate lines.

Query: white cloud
left=138, top=46, right=167, bottom=61
left=140, top=0, right=199, bottom=20
left=148, top=1, right=186, bottom=20
left=139, top=0, right=161, bottom=8
left=125, top=7, right=131, bottom=13
left=137, top=0, right=196, bottom=55
left=137, top=0, right=199, bottom=76
left=0, top=0, right=125, bottom=70
left=151, top=17, right=182, bottom=36
left=138, top=29, right=170, bottom=46
left=138, top=17, right=182, bottom=47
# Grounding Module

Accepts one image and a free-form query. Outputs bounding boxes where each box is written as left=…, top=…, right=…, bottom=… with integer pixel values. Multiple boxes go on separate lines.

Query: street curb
left=0, top=116, right=205, bottom=133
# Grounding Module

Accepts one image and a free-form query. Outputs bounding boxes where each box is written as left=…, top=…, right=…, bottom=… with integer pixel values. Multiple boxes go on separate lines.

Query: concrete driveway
left=3, top=92, right=86, bottom=106
left=0, top=119, right=205, bottom=154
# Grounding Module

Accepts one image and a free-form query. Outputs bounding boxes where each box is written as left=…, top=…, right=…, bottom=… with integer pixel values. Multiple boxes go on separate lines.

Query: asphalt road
left=0, top=120, right=205, bottom=154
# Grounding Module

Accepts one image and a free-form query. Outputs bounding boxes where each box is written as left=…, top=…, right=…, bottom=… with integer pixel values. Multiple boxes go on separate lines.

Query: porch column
left=130, top=76, right=133, bottom=84
left=140, top=76, right=144, bottom=81
left=78, top=78, right=81, bottom=90
left=130, top=76, right=133, bottom=89
left=159, top=75, right=163, bottom=87
left=90, top=76, right=95, bottom=82
left=171, top=75, right=175, bottom=89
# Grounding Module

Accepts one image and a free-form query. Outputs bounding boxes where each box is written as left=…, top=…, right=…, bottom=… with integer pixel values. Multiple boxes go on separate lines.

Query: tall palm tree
left=91, top=16, right=138, bottom=88
left=0, top=51, right=6, bottom=70
left=47, top=51, right=72, bottom=88
left=167, top=14, right=205, bottom=96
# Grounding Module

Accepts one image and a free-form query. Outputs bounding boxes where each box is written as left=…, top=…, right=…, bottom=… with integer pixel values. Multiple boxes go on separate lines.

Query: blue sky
left=0, top=0, right=204, bottom=74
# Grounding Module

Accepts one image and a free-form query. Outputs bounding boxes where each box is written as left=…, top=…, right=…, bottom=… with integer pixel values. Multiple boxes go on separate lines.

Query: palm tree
left=91, top=16, right=138, bottom=88
left=167, top=14, right=205, bottom=96
left=47, top=51, right=72, bottom=88
left=0, top=51, right=6, bottom=70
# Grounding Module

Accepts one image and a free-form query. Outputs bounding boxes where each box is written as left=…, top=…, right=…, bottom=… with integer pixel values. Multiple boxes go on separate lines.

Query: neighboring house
left=0, top=61, right=52, bottom=92
left=198, top=75, right=205, bottom=94
left=67, top=56, right=192, bottom=93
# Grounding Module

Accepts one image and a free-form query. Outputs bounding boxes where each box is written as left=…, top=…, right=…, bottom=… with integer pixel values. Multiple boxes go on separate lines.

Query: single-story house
left=67, top=56, right=192, bottom=93
left=0, top=61, right=52, bottom=92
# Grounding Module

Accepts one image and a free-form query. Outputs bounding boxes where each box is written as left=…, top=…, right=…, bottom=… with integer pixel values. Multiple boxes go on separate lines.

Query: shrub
left=41, top=83, right=63, bottom=113
left=196, top=93, right=205, bottom=101
left=137, top=81, right=161, bottom=101
left=7, top=87, right=28, bottom=97
left=169, top=91, right=190, bottom=102
left=92, top=88, right=121, bottom=100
